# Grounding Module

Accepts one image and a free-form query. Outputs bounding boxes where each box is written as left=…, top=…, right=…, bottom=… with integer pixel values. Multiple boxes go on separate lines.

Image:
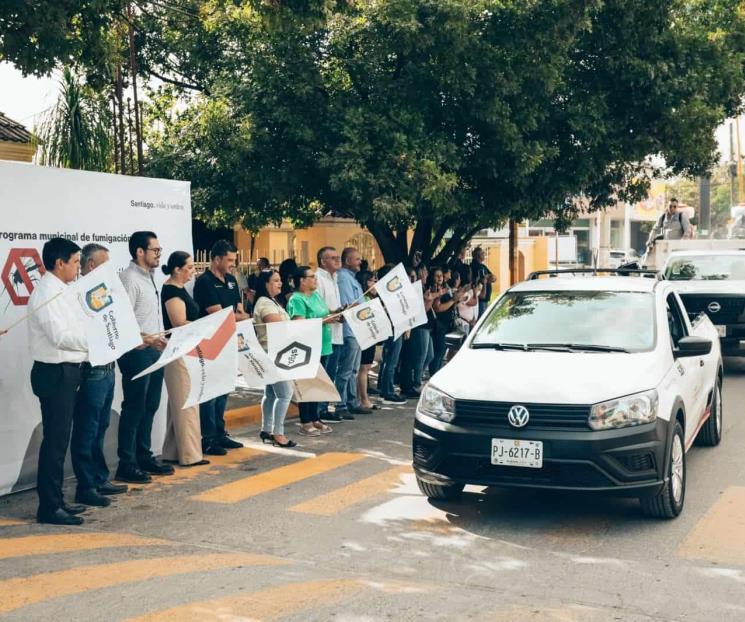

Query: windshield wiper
left=471, top=342, right=530, bottom=351
left=552, top=343, right=630, bottom=353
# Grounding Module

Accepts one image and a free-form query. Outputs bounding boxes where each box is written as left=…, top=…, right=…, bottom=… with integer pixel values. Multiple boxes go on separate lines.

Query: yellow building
left=0, top=112, right=35, bottom=162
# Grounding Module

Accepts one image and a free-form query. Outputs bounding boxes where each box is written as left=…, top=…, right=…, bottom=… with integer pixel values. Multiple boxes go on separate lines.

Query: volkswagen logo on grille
left=708, top=301, right=721, bottom=313
left=507, top=405, right=530, bottom=428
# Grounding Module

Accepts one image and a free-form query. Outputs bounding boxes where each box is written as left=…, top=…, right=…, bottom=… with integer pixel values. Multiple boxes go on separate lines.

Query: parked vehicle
left=413, top=269, right=723, bottom=518
left=663, top=250, right=745, bottom=358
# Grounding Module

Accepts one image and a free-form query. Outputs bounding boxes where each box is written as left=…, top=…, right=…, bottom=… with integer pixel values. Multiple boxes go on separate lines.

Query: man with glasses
left=116, top=231, right=172, bottom=484
left=647, top=198, right=691, bottom=250
left=315, top=246, right=345, bottom=422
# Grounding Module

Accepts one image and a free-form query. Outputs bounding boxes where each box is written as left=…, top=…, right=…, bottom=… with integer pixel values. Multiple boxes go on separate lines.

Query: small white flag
left=235, top=320, right=282, bottom=388
left=266, top=318, right=322, bottom=381
left=375, top=264, right=428, bottom=338
left=342, top=297, right=392, bottom=350
left=66, top=261, right=142, bottom=365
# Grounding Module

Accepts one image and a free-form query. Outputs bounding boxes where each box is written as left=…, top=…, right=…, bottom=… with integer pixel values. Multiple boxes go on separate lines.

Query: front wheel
left=640, top=421, right=686, bottom=519
left=696, top=381, right=722, bottom=447
left=416, top=476, right=464, bottom=500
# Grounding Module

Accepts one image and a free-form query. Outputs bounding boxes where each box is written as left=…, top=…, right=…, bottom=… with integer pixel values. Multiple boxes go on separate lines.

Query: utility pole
left=699, top=176, right=711, bottom=236
left=736, top=117, right=744, bottom=205
left=127, top=1, right=144, bottom=175
left=730, top=122, right=737, bottom=207
left=508, top=219, right=519, bottom=285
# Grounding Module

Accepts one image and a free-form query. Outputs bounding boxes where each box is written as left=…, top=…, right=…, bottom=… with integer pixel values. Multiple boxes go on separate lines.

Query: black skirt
left=360, top=345, right=376, bottom=365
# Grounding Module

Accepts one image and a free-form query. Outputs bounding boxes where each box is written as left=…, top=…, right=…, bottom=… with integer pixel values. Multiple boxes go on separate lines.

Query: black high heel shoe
left=272, top=436, right=297, bottom=448
left=259, top=431, right=273, bottom=443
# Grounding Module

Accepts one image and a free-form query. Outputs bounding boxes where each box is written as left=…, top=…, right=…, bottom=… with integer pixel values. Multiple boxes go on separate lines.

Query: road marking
left=0, top=532, right=172, bottom=560
left=0, top=518, right=25, bottom=527
left=678, top=486, right=745, bottom=564
left=289, top=465, right=411, bottom=516
left=125, top=579, right=363, bottom=621
left=191, top=452, right=366, bottom=504
left=0, top=553, right=285, bottom=615
left=142, top=447, right=265, bottom=491
left=231, top=437, right=317, bottom=458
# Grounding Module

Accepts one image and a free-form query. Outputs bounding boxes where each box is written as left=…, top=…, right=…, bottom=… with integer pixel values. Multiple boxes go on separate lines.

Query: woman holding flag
left=287, top=266, right=339, bottom=437
left=160, top=252, right=208, bottom=467
left=253, top=271, right=297, bottom=448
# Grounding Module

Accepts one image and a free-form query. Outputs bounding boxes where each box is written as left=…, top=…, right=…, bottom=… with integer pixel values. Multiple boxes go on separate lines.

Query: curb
left=224, top=403, right=299, bottom=430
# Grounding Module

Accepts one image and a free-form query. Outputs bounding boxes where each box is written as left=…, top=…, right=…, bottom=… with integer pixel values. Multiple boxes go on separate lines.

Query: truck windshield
left=665, top=255, right=745, bottom=281
left=471, top=291, right=655, bottom=352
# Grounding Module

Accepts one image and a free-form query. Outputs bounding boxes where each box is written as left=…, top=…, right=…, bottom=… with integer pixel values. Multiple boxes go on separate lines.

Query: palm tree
left=35, top=67, right=112, bottom=171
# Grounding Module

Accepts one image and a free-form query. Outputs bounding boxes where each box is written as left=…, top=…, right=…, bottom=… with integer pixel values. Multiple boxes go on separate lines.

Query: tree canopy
left=142, top=1, right=745, bottom=262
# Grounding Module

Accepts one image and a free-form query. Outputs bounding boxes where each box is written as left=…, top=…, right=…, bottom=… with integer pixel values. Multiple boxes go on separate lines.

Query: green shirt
left=287, top=291, right=332, bottom=356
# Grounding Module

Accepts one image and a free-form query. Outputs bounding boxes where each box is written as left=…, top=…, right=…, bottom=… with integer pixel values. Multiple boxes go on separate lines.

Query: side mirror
left=674, top=335, right=712, bottom=358
left=445, top=331, right=466, bottom=350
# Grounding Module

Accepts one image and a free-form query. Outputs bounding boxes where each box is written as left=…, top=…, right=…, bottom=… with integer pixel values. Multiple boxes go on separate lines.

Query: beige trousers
left=162, top=358, right=203, bottom=465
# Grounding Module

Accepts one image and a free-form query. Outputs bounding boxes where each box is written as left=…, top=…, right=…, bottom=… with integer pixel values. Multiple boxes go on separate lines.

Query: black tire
left=696, top=381, right=722, bottom=447
left=416, top=476, right=464, bottom=500
left=640, top=421, right=686, bottom=519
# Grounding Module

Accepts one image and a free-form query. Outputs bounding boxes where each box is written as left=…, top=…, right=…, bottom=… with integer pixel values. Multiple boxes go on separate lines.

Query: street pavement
left=1, top=362, right=745, bottom=621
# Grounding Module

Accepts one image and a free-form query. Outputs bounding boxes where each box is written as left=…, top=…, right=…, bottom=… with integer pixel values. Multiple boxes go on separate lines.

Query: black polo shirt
left=194, top=269, right=241, bottom=318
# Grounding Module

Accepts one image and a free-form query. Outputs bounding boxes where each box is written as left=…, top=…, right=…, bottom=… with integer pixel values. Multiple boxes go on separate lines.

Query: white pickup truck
left=413, top=270, right=723, bottom=518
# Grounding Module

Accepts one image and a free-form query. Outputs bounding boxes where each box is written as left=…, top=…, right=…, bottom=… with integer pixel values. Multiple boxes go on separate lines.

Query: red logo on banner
left=187, top=313, right=236, bottom=360
left=1, top=248, right=46, bottom=306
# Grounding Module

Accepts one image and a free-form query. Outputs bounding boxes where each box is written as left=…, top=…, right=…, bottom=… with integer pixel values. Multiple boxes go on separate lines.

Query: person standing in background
left=70, top=243, right=127, bottom=509
left=116, top=231, right=172, bottom=484
left=161, top=251, right=208, bottom=467
left=29, top=238, right=89, bottom=525
left=470, top=247, right=495, bottom=318
left=315, top=246, right=344, bottom=423
left=193, top=240, right=250, bottom=456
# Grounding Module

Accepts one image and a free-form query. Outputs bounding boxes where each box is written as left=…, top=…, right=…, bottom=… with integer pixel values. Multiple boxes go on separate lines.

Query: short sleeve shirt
left=286, top=291, right=332, bottom=356
left=161, top=284, right=201, bottom=331
left=193, top=270, right=241, bottom=317
left=252, top=296, right=290, bottom=349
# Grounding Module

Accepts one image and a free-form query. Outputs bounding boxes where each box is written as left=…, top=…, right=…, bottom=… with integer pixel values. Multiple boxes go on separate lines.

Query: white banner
left=266, top=318, right=322, bottom=381
left=0, top=161, right=192, bottom=495
left=236, top=320, right=282, bottom=388
left=65, top=261, right=143, bottom=366
left=182, top=310, right=237, bottom=408
left=292, top=364, right=341, bottom=403
left=375, top=264, right=428, bottom=338
left=342, top=297, right=392, bottom=350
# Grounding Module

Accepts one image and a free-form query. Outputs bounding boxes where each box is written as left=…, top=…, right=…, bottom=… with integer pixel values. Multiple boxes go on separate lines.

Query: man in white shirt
left=28, top=238, right=89, bottom=525
left=315, top=246, right=346, bottom=422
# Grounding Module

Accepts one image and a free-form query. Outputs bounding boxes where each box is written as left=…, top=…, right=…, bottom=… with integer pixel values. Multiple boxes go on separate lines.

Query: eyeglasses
left=147, top=247, right=163, bottom=255
left=303, top=273, right=317, bottom=279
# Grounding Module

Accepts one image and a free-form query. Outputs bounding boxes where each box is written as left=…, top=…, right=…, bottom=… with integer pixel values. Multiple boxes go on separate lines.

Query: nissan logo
left=708, top=301, right=721, bottom=313
left=507, top=405, right=530, bottom=428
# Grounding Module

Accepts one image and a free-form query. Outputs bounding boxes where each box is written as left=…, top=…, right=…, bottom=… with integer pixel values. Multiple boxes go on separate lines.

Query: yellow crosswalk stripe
left=0, top=532, right=172, bottom=560
left=678, top=486, right=745, bottom=564
left=125, top=578, right=364, bottom=621
left=0, top=553, right=286, bottom=615
left=0, top=518, right=25, bottom=527
left=289, top=465, right=411, bottom=516
left=192, top=452, right=366, bottom=504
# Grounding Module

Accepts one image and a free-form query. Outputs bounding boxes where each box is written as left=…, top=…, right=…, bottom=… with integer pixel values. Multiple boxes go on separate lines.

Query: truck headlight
left=589, top=389, right=658, bottom=431
left=418, top=384, right=456, bottom=423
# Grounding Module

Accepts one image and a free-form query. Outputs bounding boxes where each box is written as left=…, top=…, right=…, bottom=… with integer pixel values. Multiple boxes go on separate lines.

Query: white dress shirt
left=27, top=272, right=88, bottom=364
left=315, top=267, right=343, bottom=345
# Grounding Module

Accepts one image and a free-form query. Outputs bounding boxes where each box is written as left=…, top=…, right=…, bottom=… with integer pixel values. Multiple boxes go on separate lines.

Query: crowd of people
left=21, top=232, right=496, bottom=526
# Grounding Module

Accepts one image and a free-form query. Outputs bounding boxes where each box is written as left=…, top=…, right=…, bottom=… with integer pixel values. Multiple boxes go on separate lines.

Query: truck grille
left=454, top=400, right=591, bottom=430
left=679, top=294, right=745, bottom=325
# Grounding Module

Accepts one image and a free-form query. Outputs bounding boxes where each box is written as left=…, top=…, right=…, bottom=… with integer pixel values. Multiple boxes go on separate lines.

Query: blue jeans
left=335, top=337, right=361, bottom=410
left=200, top=394, right=229, bottom=447
left=319, top=344, right=341, bottom=416
left=401, top=327, right=430, bottom=392
left=430, top=330, right=447, bottom=376
left=379, top=336, right=403, bottom=396
left=262, top=381, right=293, bottom=435
left=117, top=347, right=164, bottom=470
left=71, top=365, right=115, bottom=492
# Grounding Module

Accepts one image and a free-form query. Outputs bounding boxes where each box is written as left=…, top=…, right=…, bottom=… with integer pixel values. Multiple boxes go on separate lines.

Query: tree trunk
left=127, top=1, right=144, bottom=174
left=509, top=219, right=519, bottom=285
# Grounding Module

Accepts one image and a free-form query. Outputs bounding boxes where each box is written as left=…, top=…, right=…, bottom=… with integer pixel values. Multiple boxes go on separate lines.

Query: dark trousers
left=318, top=346, right=341, bottom=417
left=30, top=361, right=82, bottom=516
left=71, top=364, right=115, bottom=493
left=299, top=401, right=320, bottom=424
left=379, top=336, right=403, bottom=396
left=429, top=330, right=447, bottom=376
left=117, top=347, right=163, bottom=471
left=400, top=327, right=429, bottom=392
left=200, top=394, right=229, bottom=447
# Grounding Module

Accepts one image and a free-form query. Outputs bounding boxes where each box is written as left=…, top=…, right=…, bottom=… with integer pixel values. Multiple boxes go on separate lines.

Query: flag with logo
left=235, top=319, right=282, bottom=389
left=65, top=261, right=142, bottom=365
left=342, top=297, right=392, bottom=350
left=375, top=263, right=428, bottom=338
left=292, top=364, right=341, bottom=403
left=132, top=308, right=237, bottom=409
left=266, top=318, right=322, bottom=381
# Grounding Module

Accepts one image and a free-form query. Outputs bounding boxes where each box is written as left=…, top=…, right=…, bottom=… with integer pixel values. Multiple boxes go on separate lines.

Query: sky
left=0, top=62, right=736, bottom=164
